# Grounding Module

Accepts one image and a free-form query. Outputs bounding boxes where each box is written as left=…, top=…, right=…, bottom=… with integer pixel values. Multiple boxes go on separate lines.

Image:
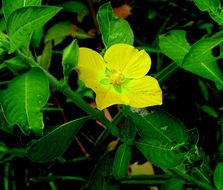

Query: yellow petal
left=104, top=44, right=151, bottom=78
left=77, top=47, right=106, bottom=90
left=95, top=84, right=129, bottom=110
left=124, top=76, right=162, bottom=108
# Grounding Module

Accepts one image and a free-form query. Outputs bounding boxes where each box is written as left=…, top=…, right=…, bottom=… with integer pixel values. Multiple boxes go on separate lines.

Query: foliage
left=0, top=0, right=223, bottom=190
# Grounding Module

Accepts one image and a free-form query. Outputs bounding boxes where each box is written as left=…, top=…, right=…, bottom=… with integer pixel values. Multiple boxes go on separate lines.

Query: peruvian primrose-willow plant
left=0, top=0, right=223, bottom=190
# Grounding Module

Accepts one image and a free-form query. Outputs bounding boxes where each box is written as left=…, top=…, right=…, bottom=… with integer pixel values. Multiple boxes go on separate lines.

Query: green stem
left=94, top=110, right=125, bottom=151
left=170, top=168, right=216, bottom=190
left=6, top=148, right=27, bottom=157
left=155, top=62, right=179, bottom=82
left=31, top=175, right=87, bottom=183
left=118, top=175, right=170, bottom=185
left=19, top=53, right=121, bottom=138
left=4, top=163, right=10, bottom=190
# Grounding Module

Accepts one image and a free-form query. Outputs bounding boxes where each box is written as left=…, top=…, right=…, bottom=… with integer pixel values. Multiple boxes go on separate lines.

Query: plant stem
left=30, top=175, right=87, bottom=183
left=94, top=110, right=125, bottom=151
left=155, top=61, right=179, bottom=82
left=170, top=168, right=216, bottom=190
left=118, top=175, right=170, bottom=185
left=20, top=53, right=121, bottom=138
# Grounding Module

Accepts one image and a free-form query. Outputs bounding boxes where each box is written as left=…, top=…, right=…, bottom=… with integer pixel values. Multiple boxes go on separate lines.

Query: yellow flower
left=77, top=43, right=162, bottom=110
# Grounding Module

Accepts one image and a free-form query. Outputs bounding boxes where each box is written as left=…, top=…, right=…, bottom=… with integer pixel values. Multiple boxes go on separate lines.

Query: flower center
left=110, top=70, right=125, bottom=86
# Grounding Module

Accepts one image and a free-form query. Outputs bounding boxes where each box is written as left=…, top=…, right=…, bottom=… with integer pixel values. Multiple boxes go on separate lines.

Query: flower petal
left=77, top=48, right=106, bottom=90
left=95, top=84, right=129, bottom=110
left=104, top=44, right=151, bottom=78
left=124, top=76, right=162, bottom=108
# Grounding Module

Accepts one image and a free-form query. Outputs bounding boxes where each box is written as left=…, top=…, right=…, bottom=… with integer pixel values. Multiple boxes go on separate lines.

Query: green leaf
left=39, top=41, right=53, bottom=70
left=62, top=39, right=79, bottom=83
left=2, top=0, right=41, bottom=21
left=44, top=21, right=91, bottom=46
left=31, top=27, right=44, bottom=48
left=0, top=32, right=10, bottom=55
left=97, top=2, right=134, bottom=49
left=214, top=163, right=223, bottom=190
left=193, top=0, right=220, bottom=12
left=7, top=6, right=61, bottom=53
left=197, top=79, right=209, bottom=101
left=159, top=30, right=191, bottom=63
left=62, top=1, right=89, bottom=22
left=88, top=154, right=120, bottom=190
left=121, top=117, right=137, bottom=143
left=161, top=178, right=185, bottom=190
left=4, top=56, right=29, bottom=74
left=135, top=138, right=185, bottom=168
left=201, top=105, right=219, bottom=118
left=122, top=107, right=187, bottom=168
left=193, top=0, right=223, bottom=25
left=113, top=143, right=131, bottom=178
left=0, top=67, right=50, bottom=136
left=27, top=117, right=88, bottom=163
left=182, top=33, right=223, bottom=87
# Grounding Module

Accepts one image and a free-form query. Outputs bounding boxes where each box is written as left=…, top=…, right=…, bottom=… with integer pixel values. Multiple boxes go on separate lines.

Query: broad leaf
left=113, top=143, right=131, bottom=178
left=135, top=138, right=185, bottom=168
left=62, top=39, right=79, bottom=83
left=2, top=0, right=41, bottom=21
left=214, top=163, right=223, bottom=190
left=27, top=117, right=88, bottom=163
left=88, top=154, right=120, bottom=190
left=122, top=107, right=187, bottom=168
left=0, top=68, right=50, bottom=136
left=159, top=30, right=191, bottom=63
left=7, top=6, right=61, bottom=53
left=97, top=2, right=134, bottom=49
left=44, top=21, right=91, bottom=46
left=193, top=0, right=220, bottom=11
left=182, top=33, right=223, bottom=87
left=193, top=0, right=223, bottom=25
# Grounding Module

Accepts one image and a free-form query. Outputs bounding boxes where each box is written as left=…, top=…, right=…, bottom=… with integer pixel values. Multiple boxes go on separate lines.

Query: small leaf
left=27, top=117, right=88, bottom=163
left=2, top=0, right=41, bottom=21
left=159, top=30, right=191, bottom=63
left=88, top=154, right=120, bottom=190
left=0, top=68, right=50, bottom=136
left=201, top=105, right=219, bottom=118
left=161, top=178, right=185, bottom=190
left=7, top=6, right=61, bottom=53
left=62, top=1, right=89, bottom=22
left=182, top=32, right=223, bottom=87
left=44, top=21, right=91, bottom=46
left=39, top=41, right=53, bottom=70
left=214, top=163, right=223, bottom=190
left=197, top=79, right=209, bottom=101
left=113, top=143, right=131, bottom=178
left=62, top=39, right=79, bottom=82
left=97, top=2, right=134, bottom=49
